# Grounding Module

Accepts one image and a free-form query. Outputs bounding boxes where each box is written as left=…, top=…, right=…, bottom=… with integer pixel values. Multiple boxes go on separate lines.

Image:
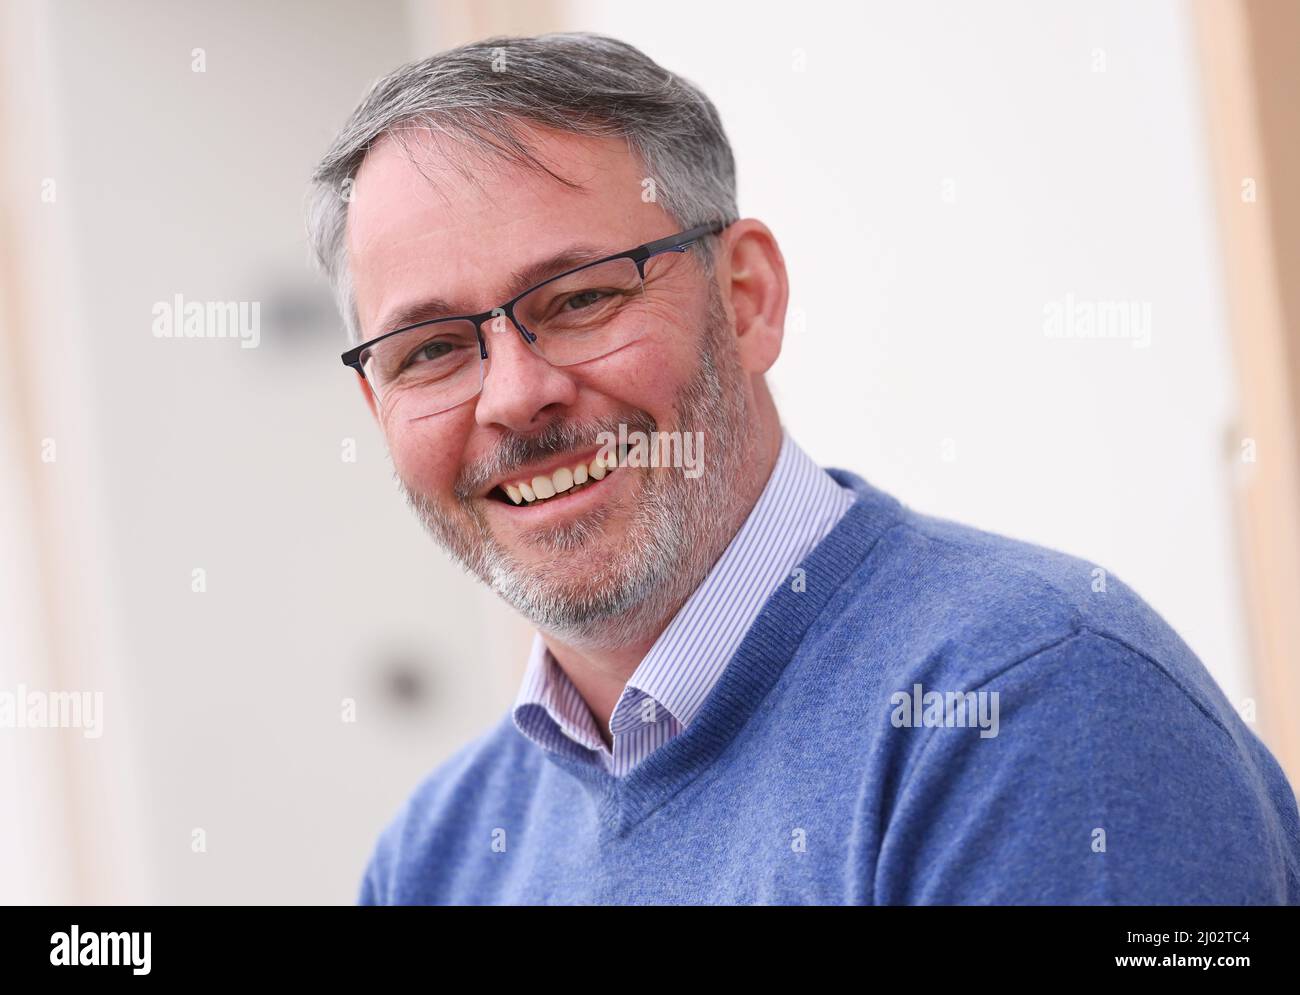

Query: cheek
left=386, top=421, right=469, bottom=498
left=584, top=302, right=699, bottom=409
left=575, top=343, right=676, bottom=423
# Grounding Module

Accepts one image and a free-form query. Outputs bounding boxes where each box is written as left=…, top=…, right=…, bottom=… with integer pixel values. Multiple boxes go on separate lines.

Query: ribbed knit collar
left=539, top=467, right=903, bottom=836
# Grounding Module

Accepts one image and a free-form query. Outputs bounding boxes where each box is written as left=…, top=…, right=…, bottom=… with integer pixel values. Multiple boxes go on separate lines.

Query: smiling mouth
left=487, top=449, right=623, bottom=507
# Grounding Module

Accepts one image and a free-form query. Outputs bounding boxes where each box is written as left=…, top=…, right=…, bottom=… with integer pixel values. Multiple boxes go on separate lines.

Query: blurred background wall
left=1, top=0, right=1296, bottom=903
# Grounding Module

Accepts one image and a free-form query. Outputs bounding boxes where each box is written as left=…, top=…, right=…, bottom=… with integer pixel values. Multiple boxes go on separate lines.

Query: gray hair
left=305, top=31, right=738, bottom=345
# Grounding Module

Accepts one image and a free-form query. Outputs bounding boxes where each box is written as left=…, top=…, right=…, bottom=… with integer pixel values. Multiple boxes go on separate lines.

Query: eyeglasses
left=342, top=220, right=731, bottom=421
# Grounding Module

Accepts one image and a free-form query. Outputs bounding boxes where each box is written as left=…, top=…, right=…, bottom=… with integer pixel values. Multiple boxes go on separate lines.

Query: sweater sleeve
left=355, top=808, right=404, bottom=905
left=872, top=629, right=1298, bottom=904
left=357, top=857, right=380, bottom=905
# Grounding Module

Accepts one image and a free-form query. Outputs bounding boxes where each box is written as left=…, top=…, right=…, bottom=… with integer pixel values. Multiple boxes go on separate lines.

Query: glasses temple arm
left=639, top=219, right=730, bottom=258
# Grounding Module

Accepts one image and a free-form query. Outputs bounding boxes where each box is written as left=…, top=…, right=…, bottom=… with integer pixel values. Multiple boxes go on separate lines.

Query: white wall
left=568, top=0, right=1251, bottom=705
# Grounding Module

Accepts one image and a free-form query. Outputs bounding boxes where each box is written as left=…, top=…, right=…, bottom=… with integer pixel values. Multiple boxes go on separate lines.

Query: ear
left=355, top=370, right=379, bottom=422
left=720, top=219, right=787, bottom=375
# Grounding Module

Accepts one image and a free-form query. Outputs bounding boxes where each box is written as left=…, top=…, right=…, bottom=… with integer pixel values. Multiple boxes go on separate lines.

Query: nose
left=472, top=312, right=579, bottom=432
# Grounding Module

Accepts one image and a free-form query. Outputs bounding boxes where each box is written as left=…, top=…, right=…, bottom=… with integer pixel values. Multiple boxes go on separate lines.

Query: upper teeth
left=502, top=453, right=616, bottom=506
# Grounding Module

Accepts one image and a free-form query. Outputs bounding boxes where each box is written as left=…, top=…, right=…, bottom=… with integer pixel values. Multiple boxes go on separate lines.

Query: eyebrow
left=375, top=242, right=618, bottom=336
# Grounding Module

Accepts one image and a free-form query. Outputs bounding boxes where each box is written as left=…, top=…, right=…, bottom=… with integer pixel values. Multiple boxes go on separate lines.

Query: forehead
left=345, top=123, right=668, bottom=337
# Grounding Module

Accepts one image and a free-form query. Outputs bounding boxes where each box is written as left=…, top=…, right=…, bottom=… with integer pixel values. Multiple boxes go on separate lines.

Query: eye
left=562, top=289, right=612, bottom=311
left=410, top=340, right=452, bottom=363
left=398, top=337, right=464, bottom=373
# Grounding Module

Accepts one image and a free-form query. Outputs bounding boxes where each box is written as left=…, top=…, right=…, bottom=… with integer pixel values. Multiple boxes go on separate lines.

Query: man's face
left=346, top=124, right=754, bottom=646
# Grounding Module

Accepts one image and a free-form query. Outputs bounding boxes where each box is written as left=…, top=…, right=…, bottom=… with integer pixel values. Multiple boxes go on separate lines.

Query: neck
left=541, top=402, right=783, bottom=742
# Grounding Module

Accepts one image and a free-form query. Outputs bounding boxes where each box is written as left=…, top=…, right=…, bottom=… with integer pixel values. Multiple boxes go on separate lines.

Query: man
left=307, top=32, right=1300, bottom=904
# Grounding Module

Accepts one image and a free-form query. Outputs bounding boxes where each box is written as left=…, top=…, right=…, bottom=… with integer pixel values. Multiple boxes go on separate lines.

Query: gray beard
left=395, top=284, right=753, bottom=649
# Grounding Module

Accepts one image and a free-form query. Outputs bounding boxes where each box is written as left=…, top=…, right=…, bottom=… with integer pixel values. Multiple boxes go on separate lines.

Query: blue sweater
left=359, top=469, right=1300, bottom=904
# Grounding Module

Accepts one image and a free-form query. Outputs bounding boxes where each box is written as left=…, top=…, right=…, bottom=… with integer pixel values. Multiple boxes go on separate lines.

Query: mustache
left=453, top=408, right=657, bottom=501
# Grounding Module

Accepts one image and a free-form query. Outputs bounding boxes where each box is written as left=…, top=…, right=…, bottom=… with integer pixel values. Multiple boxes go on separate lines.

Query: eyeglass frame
left=340, top=219, right=733, bottom=384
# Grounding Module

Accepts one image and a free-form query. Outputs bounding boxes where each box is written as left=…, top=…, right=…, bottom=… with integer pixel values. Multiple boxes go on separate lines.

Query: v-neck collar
left=539, top=468, right=901, bottom=836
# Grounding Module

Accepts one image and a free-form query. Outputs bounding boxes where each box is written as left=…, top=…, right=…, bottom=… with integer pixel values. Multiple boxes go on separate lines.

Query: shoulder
left=874, top=618, right=1300, bottom=902
left=357, top=712, right=535, bottom=904
left=820, top=499, right=1300, bottom=901
left=829, top=495, right=1229, bottom=720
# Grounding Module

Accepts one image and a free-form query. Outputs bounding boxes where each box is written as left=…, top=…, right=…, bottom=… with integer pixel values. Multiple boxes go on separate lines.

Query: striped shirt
left=510, top=428, right=856, bottom=777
